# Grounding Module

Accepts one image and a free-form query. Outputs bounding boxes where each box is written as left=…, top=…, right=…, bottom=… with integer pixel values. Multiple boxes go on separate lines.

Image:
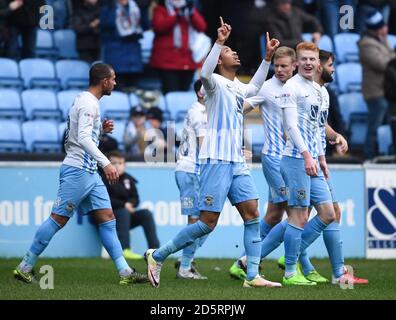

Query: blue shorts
left=261, top=154, right=288, bottom=204
left=280, top=156, right=332, bottom=208
left=199, top=161, right=259, bottom=213
left=175, top=171, right=200, bottom=217
left=52, top=165, right=111, bottom=218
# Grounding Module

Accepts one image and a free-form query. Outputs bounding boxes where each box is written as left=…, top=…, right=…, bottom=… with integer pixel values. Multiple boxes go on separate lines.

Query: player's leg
left=14, top=213, right=68, bottom=283
left=83, top=172, right=147, bottom=285
left=145, top=162, right=231, bottom=287
left=14, top=165, right=84, bottom=283
left=229, top=155, right=287, bottom=280
left=175, top=171, right=208, bottom=279
left=228, top=165, right=281, bottom=288
left=280, top=156, right=315, bottom=285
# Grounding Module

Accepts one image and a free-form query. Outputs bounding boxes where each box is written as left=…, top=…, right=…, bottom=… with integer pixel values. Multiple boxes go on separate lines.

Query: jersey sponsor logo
left=309, top=105, right=319, bottom=121
left=367, top=188, right=396, bottom=249
left=318, top=109, right=328, bottom=127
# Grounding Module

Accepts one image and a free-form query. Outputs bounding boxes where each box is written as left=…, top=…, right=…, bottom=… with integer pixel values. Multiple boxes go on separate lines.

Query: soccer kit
left=52, top=91, right=112, bottom=218
left=245, top=75, right=287, bottom=204
left=175, top=101, right=207, bottom=217
left=318, top=85, right=337, bottom=202
left=199, top=43, right=270, bottom=213
left=280, top=74, right=332, bottom=208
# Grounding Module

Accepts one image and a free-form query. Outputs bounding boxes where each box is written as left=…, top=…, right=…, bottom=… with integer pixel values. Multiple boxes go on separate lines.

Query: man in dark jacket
left=70, top=0, right=101, bottom=63
left=103, top=151, right=160, bottom=260
left=5, top=0, right=45, bottom=58
left=263, top=0, right=323, bottom=49
left=0, top=0, right=23, bottom=55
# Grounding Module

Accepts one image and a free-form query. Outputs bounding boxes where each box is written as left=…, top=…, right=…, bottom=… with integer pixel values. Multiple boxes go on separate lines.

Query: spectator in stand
left=70, top=0, right=101, bottom=63
left=150, top=0, right=207, bottom=94
left=103, top=151, right=160, bottom=259
left=263, top=0, right=323, bottom=49
left=100, top=0, right=148, bottom=90
left=0, top=0, right=23, bottom=56
left=358, top=11, right=396, bottom=159
left=5, top=0, right=45, bottom=58
left=357, top=0, right=396, bottom=34
left=124, top=105, right=147, bottom=157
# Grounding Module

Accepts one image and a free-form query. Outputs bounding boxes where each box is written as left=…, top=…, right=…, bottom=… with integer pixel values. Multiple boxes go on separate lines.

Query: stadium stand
left=0, top=88, right=24, bottom=120
left=22, top=120, right=61, bottom=153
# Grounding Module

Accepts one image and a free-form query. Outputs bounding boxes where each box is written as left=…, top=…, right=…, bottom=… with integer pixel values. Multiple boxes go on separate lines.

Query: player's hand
left=242, top=148, right=253, bottom=162
left=102, top=119, right=114, bottom=134
left=303, top=152, right=317, bottom=176
left=103, top=163, right=119, bottom=185
left=329, top=133, right=348, bottom=154
left=216, top=16, right=231, bottom=45
left=9, top=0, right=23, bottom=11
left=318, top=155, right=329, bottom=180
left=265, top=32, right=280, bottom=62
left=124, top=202, right=135, bottom=214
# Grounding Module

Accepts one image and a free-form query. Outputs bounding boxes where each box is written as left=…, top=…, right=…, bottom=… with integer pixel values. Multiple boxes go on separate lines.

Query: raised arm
left=200, top=17, right=231, bottom=92
left=245, top=33, right=280, bottom=97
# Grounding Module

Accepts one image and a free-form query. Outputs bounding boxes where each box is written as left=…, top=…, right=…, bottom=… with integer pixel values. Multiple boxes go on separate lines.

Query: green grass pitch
left=1, top=258, right=395, bottom=300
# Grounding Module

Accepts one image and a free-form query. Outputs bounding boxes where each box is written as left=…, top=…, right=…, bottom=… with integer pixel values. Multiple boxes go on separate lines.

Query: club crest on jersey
left=297, top=189, right=306, bottom=200
left=204, top=195, right=214, bottom=206
left=66, top=201, right=75, bottom=212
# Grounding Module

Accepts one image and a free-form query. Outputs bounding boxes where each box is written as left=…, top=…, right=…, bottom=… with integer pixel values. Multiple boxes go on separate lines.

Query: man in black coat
left=5, top=0, right=45, bottom=58
left=103, top=150, right=160, bottom=260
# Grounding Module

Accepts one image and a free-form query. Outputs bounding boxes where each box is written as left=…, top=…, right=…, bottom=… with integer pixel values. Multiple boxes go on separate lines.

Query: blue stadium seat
left=36, top=29, right=58, bottom=59
left=57, top=90, right=80, bottom=120
left=165, top=91, right=196, bottom=122
left=336, top=62, right=362, bottom=93
left=22, top=89, right=61, bottom=120
left=111, top=120, right=126, bottom=150
left=377, top=125, right=393, bottom=155
left=0, top=120, right=25, bottom=152
left=129, top=93, right=139, bottom=107
left=388, top=34, right=396, bottom=50
left=55, top=60, right=89, bottom=89
left=348, top=115, right=368, bottom=148
left=247, top=123, right=265, bottom=156
left=19, top=59, right=60, bottom=89
left=99, top=91, right=131, bottom=120
left=139, top=30, right=154, bottom=64
left=22, top=120, right=60, bottom=153
left=0, top=89, right=24, bottom=120
left=338, top=92, right=368, bottom=129
left=302, top=33, right=334, bottom=52
left=334, top=33, right=360, bottom=63
left=0, top=58, right=23, bottom=89
left=54, top=29, right=79, bottom=59
left=58, top=121, right=68, bottom=141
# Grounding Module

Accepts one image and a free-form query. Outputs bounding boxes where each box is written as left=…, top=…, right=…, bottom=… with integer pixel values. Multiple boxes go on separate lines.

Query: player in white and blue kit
left=14, top=64, right=147, bottom=285
left=280, top=42, right=337, bottom=286
left=296, top=50, right=368, bottom=285
left=228, top=46, right=296, bottom=280
left=175, top=79, right=208, bottom=280
left=145, top=17, right=282, bottom=288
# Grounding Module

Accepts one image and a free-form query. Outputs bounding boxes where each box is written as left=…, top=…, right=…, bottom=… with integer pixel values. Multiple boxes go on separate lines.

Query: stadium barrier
left=0, top=162, right=394, bottom=259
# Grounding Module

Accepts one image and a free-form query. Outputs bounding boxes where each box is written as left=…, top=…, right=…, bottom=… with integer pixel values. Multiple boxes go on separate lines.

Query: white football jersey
left=245, top=75, right=286, bottom=157
left=281, top=73, right=323, bottom=159
left=176, top=101, right=207, bottom=174
left=199, top=74, right=251, bottom=163
left=319, top=85, right=330, bottom=153
left=63, top=91, right=109, bottom=173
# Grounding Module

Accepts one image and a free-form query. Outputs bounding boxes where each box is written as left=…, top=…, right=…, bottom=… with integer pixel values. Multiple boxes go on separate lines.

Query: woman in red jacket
left=150, top=0, right=207, bottom=94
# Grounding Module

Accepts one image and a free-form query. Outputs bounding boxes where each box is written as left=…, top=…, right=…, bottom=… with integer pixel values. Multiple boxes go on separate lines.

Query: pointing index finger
left=266, top=32, right=270, bottom=43
left=220, top=16, right=224, bottom=26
